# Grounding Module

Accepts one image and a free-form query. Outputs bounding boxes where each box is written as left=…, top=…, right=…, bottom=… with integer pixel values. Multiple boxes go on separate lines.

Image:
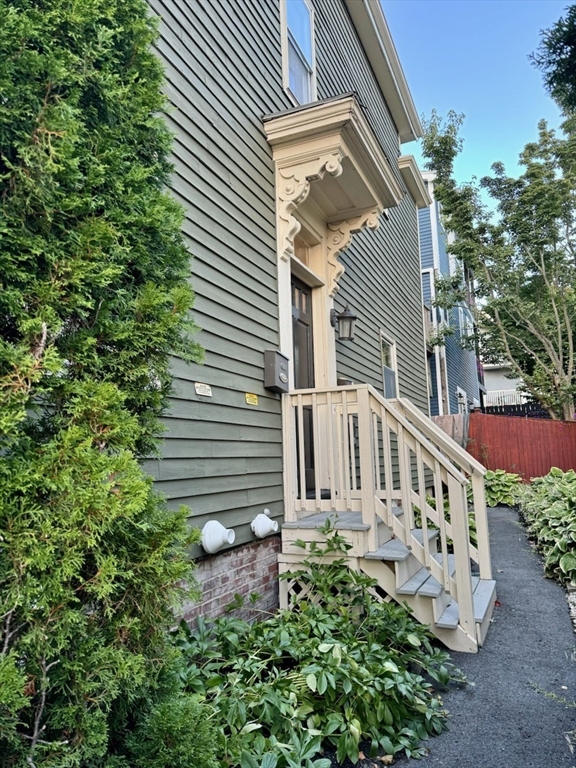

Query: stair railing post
left=471, top=469, right=492, bottom=579
left=447, top=475, right=476, bottom=639
left=358, top=387, right=378, bottom=552
left=282, top=394, right=298, bottom=523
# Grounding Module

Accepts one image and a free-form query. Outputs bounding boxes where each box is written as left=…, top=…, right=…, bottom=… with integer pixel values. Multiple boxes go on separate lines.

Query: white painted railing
left=283, top=384, right=491, bottom=643
left=484, top=389, right=527, bottom=406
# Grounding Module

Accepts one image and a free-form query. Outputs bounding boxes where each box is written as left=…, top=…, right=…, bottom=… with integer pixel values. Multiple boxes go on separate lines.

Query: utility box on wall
left=264, top=350, right=289, bottom=394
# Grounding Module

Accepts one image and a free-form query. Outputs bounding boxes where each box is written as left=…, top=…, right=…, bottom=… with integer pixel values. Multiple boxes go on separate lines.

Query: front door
left=292, top=277, right=315, bottom=494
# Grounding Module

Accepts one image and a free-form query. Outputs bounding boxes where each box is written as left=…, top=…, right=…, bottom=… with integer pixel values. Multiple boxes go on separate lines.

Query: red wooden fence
left=467, top=413, right=576, bottom=480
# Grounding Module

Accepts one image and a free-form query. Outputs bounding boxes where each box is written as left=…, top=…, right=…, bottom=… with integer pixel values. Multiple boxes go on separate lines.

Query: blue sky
left=382, top=0, right=568, bottom=187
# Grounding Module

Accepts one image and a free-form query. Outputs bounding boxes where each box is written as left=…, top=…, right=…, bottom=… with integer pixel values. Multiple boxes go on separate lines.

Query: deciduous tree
left=422, top=111, right=576, bottom=421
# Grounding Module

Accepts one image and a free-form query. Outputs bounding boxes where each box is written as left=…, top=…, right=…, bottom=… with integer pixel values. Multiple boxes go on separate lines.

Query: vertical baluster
left=327, top=391, right=337, bottom=511
left=342, top=390, right=352, bottom=511
left=312, top=393, right=321, bottom=510
left=397, top=423, right=414, bottom=536
left=349, top=413, right=357, bottom=492
left=416, top=443, right=430, bottom=568
left=434, top=459, right=450, bottom=592
left=297, top=394, right=306, bottom=513
left=372, top=411, right=380, bottom=495
left=382, top=409, right=394, bottom=528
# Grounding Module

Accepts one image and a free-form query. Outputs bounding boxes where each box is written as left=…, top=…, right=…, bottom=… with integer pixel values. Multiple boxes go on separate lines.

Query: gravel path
left=394, top=506, right=576, bottom=768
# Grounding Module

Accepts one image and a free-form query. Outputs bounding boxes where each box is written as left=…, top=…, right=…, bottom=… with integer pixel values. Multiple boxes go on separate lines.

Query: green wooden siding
left=147, top=0, right=428, bottom=555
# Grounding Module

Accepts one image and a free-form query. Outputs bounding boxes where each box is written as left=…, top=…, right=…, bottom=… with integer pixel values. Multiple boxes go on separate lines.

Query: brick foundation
left=182, top=535, right=281, bottom=624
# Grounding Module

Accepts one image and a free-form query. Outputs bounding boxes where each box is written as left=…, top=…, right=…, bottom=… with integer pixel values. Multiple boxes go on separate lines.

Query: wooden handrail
left=395, top=396, right=486, bottom=476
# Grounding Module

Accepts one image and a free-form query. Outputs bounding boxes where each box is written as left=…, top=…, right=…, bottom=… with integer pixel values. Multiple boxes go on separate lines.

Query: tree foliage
left=421, top=110, right=576, bottom=421
left=532, top=4, right=576, bottom=115
left=0, top=1, right=206, bottom=765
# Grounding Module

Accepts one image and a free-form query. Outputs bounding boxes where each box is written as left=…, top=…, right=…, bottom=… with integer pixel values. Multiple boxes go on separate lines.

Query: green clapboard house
left=145, top=0, right=497, bottom=653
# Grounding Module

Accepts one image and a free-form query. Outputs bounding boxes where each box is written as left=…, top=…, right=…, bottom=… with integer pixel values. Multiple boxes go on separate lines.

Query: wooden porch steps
left=280, top=510, right=497, bottom=653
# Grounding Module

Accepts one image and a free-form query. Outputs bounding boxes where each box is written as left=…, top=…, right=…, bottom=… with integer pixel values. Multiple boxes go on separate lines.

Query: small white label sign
left=195, top=382, right=212, bottom=397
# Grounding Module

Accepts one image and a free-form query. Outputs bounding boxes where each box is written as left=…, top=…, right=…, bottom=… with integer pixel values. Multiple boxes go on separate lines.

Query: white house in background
left=483, top=363, right=527, bottom=407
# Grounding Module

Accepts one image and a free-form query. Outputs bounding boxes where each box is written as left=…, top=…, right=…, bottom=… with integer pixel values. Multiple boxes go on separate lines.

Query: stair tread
left=435, top=579, right=497, bottom=628
left=417, top=554, right=455, bottom=597
left=365, top=538, right=410, bottom=561
left=436, top=600, right=459, bottom=629
left=365, top=528, right=438, bottom=562
left=397, top=567, right=432, bottom=595
left=473, top=578, right=497, bottom=622
left=282, top=511, right=370, bottom=531
left=412, top=528, right=439, bottom=544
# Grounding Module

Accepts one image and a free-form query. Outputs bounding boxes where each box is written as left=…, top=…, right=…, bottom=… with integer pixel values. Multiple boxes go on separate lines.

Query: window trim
left=280, top=0, right=317, bottom=106
left=380, top=332, right=399, bottom=398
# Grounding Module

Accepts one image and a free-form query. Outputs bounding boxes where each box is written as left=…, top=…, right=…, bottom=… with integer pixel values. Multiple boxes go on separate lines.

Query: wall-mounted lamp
left=330, top=305, right=357, bottom=341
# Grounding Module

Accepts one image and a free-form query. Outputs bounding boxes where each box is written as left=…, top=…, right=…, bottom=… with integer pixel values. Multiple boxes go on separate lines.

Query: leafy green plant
left=176, top=523, right=463, bottom=768
left=0, top=1, right=207, bottom=765
left=483, top=469, right=522, bottom=507
left=414, top=494, right=478, bottom=548
left=517, top=467, right=576, bottom=585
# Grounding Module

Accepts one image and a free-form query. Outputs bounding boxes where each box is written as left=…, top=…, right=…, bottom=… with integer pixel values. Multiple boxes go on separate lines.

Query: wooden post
left=282, top=395, right=297, bottom=522
left=358, top=387, right=378, bottom=551
left=471, top=469, right=492, bottom=579
left=447, top=475, right=475, bottom=639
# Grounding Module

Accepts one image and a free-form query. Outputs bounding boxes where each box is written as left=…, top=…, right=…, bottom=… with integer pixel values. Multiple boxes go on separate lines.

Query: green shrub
left=483, top=469, right=522, bottom=507
left=517, top=467, right=576, bottom=585
left=124, top=695, right=219, bottom=768
left=176, top=524, right=463, bottom=767
left=0, top=0, right=205, bottom=765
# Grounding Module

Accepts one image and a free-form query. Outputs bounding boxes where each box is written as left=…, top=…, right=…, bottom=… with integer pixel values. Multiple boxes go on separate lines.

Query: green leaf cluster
left=175, top=525, right=464, bottom=768
left=483, top=469, right=522, bottom=507
left=0, top=1, right=209, bottom=765
left=517, top=467, right=576, bottom=585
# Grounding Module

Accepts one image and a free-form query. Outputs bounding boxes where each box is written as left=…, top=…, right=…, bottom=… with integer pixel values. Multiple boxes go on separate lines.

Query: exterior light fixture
left=330, top=305, right=357, bottom=341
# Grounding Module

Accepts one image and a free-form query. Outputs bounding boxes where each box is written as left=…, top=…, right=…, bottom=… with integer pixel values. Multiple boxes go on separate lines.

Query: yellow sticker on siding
left=245, top=393, right=259, bottom=406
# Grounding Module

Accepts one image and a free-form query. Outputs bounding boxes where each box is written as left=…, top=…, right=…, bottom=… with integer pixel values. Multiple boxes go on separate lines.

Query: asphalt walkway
left=396, top=506, right=576, bottom=768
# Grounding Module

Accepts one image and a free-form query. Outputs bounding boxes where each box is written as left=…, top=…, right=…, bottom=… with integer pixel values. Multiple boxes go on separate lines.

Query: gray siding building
left=145, top=0, right=433, bottom=619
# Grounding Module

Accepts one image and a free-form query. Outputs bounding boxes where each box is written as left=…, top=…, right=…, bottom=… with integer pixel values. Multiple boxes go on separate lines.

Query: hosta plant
left=517, top=467, right=576, bottom=585
left=483, top=469, right=522, bottom=507
left=176, top=523, right=463, bottom=768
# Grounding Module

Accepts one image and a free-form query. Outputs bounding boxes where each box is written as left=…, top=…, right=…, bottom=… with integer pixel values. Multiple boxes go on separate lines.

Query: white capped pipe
left=251, top=513, right=279, bottom=538
left=201, top=520, right=235, bottom=554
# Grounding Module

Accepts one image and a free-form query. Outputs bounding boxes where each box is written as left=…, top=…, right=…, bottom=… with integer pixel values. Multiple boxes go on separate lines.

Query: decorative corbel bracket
left=326, top=209, right=381, bottom=296
left=277, top=152, right=344, bottom=262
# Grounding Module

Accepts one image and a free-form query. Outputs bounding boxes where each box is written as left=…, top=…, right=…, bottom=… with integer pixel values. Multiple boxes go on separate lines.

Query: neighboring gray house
left=144, top=0, right=496, bottom=652
left=419, top=172, right=483, bottom=415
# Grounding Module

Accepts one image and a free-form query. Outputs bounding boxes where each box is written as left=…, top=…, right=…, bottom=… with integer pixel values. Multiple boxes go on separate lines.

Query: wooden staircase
left=278, top=385, right=496, bottom=653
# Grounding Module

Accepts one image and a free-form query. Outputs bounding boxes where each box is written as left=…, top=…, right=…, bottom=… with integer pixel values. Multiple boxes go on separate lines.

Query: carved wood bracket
left=277, top=152, right=344, bottom=262
left=326, top=210, right=381, bottom=296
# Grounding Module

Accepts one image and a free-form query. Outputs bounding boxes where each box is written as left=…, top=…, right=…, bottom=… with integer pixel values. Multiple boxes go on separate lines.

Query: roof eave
left=344, top=0, right=422, bottom=144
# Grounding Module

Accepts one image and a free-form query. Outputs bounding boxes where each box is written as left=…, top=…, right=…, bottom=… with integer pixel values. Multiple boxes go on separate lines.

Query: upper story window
left=282, top=0, right=316, bottom=104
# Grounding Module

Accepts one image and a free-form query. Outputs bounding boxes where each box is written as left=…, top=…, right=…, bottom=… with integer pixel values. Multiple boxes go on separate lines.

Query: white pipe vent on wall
left=251, top=508, right=279, bottom=538
left=201, top=520, right=235, bottom=554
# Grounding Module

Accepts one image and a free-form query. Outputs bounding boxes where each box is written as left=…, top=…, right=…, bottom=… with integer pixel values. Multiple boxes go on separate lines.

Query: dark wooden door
left=292, top=277, right=315, bottom=493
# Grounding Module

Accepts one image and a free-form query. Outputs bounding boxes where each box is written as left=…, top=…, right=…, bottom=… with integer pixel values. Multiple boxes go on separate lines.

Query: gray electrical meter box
left=264, top=350, right=289, bottom=394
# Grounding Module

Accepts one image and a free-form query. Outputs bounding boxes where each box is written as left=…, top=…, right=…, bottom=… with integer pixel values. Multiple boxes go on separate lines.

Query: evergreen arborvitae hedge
left=0, top=1, right=210, bottom=766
